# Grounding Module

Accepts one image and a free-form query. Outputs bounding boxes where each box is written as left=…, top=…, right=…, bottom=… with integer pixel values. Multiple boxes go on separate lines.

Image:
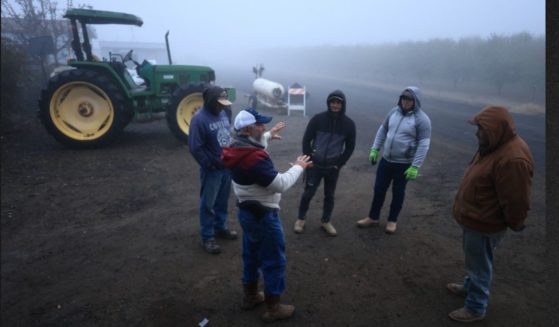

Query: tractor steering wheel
left=123, top=49, right=141, bottom=67
left=123, top=49, right=134, bottom=62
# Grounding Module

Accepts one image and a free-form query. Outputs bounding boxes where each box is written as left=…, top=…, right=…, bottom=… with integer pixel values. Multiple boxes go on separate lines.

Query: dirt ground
left=1, top=74, right=547, bottom=326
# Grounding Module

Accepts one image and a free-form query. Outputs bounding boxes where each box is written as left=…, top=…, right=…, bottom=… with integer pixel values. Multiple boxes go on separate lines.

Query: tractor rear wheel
left=38, top=69, right=129, bottom=148
left=166, top=83, right=208, bottom=144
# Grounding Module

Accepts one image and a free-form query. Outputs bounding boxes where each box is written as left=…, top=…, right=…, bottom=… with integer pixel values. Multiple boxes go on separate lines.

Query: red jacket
left=453, top=106, right=534, bottom=233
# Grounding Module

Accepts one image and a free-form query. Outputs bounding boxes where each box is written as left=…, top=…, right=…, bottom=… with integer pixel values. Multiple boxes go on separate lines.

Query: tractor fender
left=68, top=61, right=133, bottom=98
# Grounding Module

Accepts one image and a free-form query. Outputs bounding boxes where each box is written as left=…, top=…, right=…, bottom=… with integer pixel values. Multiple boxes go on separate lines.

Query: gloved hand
left=404, top=166, right=419, bottom=180
left=369, top=148, right=379, bottom=165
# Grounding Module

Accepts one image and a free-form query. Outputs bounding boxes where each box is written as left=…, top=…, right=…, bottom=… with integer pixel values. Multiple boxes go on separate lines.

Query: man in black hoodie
left=294, top=90, right=356, bottom=236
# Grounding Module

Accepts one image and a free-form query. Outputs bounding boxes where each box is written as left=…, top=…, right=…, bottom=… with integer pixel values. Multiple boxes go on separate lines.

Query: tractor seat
left=130, top=84, right=148, bottom=93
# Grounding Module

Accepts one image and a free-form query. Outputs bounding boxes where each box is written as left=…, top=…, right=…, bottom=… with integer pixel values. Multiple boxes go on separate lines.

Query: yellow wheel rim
left=176, top=93, right=203, bottom=136
left=49, top=82, right=115, bottom=141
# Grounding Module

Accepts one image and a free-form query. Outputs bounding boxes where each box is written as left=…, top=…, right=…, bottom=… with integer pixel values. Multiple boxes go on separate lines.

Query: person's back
left=221, top=108, right=312, bottom=322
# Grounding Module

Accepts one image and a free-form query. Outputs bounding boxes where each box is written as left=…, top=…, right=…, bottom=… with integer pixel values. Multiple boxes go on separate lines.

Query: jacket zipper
left=321, top=117, right=336, bottom=165
left=387, top=111, right=405, bottom=161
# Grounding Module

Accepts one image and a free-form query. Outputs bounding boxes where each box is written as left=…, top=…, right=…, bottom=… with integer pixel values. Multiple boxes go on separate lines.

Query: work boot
left=215, top=229, right=238, bottom=240
left=262, top=293, right=295, bottom=322
left=448, top=307, right=485, bottom=322
left=447, top=282, right=467, bottom=298
left=293, top=219, right=305, bottom=234
left=321, top=222, right=337, bottom=236
left=200, top=239, right=221, bottom=254
left=241, top=281, right=265, bottom=310
left=357, top=217, right=379, bottom=228
left=385, top=222, right=397, bottom=234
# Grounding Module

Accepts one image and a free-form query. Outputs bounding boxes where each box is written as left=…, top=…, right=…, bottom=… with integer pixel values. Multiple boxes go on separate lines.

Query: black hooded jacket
left=302, top=90, right=356, bottom=168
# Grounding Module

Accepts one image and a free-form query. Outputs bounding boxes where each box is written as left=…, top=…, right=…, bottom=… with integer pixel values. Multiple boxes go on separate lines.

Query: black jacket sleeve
left=302, top=116, right=317, bottom=156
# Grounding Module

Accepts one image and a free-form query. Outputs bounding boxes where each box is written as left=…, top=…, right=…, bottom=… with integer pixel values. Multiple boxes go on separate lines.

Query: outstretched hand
left=291, top=155, right=313, bottom=169
left=269, top=122, right=286, bottom=140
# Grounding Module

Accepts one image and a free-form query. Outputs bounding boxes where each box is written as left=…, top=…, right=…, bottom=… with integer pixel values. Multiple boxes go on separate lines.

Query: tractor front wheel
left=38, top=69, right=129, bottom=148
left=166, top=83, right=208, bottom=144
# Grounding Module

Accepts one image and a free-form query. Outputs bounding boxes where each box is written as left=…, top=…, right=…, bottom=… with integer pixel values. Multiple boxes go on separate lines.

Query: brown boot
left=241, top=281, right=264, bottom=310
left=261, top=293, right=295, bottom=322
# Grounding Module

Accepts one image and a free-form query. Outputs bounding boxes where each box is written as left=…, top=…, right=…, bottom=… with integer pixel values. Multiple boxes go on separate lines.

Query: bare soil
left=1, top=74, right=547, bottom=326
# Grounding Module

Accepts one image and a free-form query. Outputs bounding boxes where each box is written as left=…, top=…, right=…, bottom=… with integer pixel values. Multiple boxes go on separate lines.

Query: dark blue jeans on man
left=238, top=208, right=286, bottom=296
left=297, top=166, right=340, bottom=222
left=368, top=158, right=410, bottom=222
left=462, top=228, right=505, bottom=316
left=199, top=167, right=231, bottom=241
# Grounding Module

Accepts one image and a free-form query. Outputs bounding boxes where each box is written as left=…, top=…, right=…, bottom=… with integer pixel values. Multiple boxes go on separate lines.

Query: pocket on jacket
left=405, top=142, right=418, bottom=158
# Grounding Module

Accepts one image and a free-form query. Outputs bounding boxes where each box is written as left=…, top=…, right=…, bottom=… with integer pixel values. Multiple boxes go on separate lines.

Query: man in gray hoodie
left=357, top=87, right=431, bottom=234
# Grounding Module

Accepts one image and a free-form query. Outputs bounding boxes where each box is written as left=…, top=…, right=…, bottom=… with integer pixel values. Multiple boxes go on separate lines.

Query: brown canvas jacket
left=453, top=106, right=534, bottom=233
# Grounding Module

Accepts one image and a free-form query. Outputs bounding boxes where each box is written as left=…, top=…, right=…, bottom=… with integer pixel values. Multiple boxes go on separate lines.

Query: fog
left=84, top=0, right=544, bottom=68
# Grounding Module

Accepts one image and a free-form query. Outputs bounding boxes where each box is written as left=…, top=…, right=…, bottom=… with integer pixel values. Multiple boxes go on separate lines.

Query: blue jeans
left=462, top=228, right=505, bottom=316
left=298, top=166, right=340, bottom=222
left=238, top=208, right=286, bottom=296
left=199, top=167, right=231, bottom=241
left=368, top=158, right=410, bottom=222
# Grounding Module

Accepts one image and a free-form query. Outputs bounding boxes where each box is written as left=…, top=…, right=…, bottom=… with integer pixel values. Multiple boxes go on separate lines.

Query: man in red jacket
left=448, top=106, right=534, bottom=322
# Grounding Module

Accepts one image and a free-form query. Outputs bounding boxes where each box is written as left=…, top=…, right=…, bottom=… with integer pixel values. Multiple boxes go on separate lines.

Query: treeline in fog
left=257, top=32, right=544, bottom=103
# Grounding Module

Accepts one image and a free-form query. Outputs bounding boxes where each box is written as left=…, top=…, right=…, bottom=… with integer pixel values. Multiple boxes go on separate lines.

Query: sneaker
left=448, top=307, right=485, bottom=322
left=200, top=239, right=221, bottom=254
left=385, top=222, right=397, bottom=234
left=447, top=282, right=467, bottom=298
left=357, top=217, right=379, bottom=228
left=293, top=219, right=305, bottom=234
left=215, top=229, right=238, bottom=240
left=321, top=222, right=337, bottom=236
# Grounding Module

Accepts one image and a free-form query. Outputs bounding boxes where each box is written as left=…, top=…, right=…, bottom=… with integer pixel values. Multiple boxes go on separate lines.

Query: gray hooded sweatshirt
left=372, top=86, right=431, bottom=167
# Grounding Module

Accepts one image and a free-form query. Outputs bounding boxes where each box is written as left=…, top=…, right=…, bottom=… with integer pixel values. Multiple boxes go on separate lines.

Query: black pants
left=368, top=158, right=410, bottom=222
left=297, top=166, right=340, bottom=222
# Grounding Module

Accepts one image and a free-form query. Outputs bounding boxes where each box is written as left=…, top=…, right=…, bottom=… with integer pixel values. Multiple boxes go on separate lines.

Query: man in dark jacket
left=188, top=86, right=238, bottom=254
left=294, top=90, right=356, bottom=236
left=447, top=106, right=534, bottom=322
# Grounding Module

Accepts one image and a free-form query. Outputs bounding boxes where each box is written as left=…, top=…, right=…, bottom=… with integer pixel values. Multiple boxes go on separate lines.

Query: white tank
left=253, top=78, right=285, bottom=99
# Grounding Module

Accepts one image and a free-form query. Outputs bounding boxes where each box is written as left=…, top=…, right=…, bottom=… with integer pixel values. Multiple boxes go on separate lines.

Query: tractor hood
left=153, top=65, right=214, bottom=74
left=64, top=9, right=143, bottom=26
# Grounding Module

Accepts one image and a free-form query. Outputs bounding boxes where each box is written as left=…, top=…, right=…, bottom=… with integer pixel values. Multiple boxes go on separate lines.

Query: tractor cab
left=64, top=8, right=143, bottom=62
left=64, top=9, right=149, bottom=90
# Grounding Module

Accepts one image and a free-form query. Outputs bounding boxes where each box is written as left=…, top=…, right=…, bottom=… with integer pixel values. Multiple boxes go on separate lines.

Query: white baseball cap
left=234, top=108, right=272, bottom=130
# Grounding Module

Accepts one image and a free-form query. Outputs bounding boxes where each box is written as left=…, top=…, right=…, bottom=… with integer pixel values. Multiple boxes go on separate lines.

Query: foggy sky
left=76, top=0, right=544, bottom=65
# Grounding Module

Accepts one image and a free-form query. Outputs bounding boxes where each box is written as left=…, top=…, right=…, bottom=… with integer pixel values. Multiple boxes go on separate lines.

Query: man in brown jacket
left=447, top=106, right=534, bottom=323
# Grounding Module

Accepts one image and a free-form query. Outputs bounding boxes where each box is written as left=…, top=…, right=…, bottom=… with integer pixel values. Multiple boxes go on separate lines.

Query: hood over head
left=203, top=86, right=232, bottom=114
left=397, top=86, right=422, bottom=110
left=468, top=105, right=516, bottom=153
left=326, top=90, right=346, bottom=115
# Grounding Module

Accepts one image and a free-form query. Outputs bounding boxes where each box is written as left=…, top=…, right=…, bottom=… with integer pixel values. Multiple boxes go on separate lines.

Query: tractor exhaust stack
left=165, top=31, right=173, bottom=65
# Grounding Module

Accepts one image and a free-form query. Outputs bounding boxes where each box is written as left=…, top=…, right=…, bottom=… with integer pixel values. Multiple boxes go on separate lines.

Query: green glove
left=404, top=166, right=419, bottom=180
left=369, top=148, right=379, bottom=165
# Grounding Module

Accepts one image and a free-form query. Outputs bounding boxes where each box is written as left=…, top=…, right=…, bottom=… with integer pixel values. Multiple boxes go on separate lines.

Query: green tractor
left=39, top=9, right=235, bottom=148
